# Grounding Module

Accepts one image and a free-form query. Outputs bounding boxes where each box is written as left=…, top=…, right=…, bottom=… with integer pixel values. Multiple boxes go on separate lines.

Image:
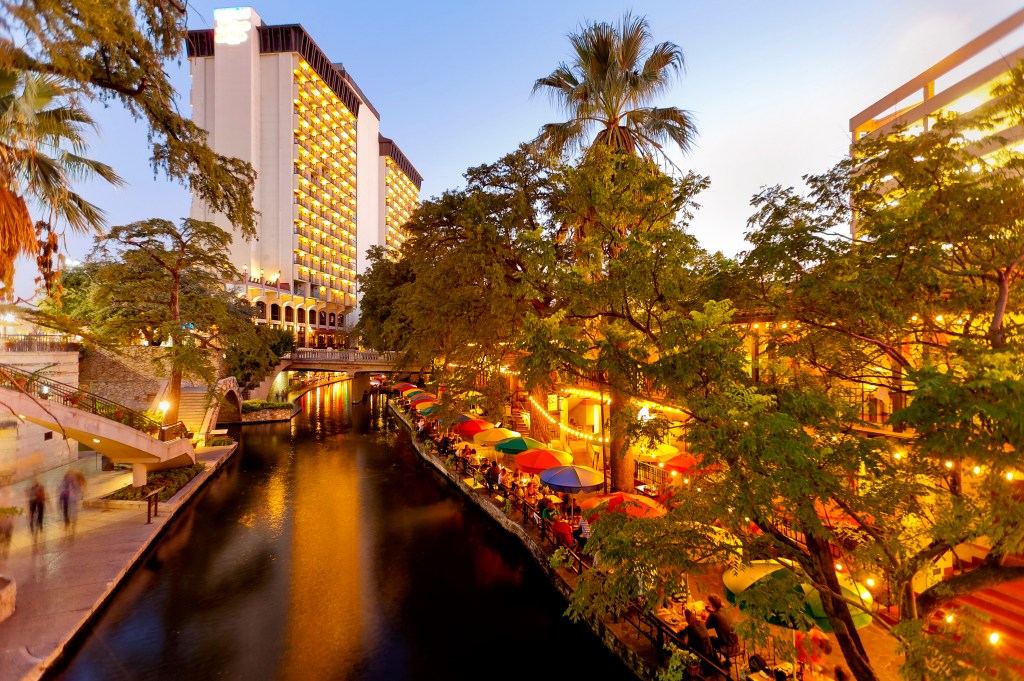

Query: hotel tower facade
left=186, top=7, right=422, bottom=347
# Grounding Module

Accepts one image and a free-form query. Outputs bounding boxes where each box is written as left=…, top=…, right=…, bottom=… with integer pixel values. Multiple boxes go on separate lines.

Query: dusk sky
left=14, top=0, right=1024, bottom=299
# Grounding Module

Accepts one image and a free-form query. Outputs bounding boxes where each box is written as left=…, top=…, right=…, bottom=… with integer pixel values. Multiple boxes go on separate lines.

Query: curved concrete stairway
left=0, top=364, right=194, bottom=468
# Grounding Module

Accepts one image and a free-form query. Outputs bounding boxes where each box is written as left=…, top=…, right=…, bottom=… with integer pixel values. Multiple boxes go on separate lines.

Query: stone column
left=132, top=463, right=147, bottom=488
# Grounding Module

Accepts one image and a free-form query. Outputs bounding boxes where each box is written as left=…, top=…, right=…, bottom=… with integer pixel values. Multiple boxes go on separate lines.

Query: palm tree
left=533, top=12, right=697, bottom=162
left=0, top=69, right=123, bottom=300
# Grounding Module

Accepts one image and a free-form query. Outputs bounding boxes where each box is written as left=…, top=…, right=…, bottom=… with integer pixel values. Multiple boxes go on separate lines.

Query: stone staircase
left=178, top=388, right=212, bottom=437
left=509, top=408, right=530, bottom=435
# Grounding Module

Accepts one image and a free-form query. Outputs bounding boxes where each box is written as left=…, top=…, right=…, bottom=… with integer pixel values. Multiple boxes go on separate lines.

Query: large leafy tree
left=0, top=69, right=122, bottom=300
left=89, top=218, right=254, bottom=423
left=518, top=147, right=714, bottom=491
left=358, top=147, right=557, bottom=419
left=532, top=12, right=696, bottom=162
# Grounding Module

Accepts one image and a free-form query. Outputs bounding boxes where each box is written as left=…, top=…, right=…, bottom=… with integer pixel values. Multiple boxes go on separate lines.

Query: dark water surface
left=50, top=384, right=634, bottom=681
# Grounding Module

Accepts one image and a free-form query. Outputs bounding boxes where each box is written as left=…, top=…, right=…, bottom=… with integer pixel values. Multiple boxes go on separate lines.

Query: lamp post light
left=158, top=400, right=170, bottom=426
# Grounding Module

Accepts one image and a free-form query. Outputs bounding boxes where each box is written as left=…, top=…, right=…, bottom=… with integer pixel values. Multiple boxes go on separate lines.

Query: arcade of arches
left=253, top=301, right=347, bottom=348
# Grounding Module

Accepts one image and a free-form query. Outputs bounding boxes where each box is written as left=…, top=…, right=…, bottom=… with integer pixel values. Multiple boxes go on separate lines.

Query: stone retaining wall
left=240, top=407, right=293, bottom=423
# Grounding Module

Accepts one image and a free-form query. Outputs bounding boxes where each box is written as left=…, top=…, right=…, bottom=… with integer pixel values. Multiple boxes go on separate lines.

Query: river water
left=50, top=383, right=634, bottom=681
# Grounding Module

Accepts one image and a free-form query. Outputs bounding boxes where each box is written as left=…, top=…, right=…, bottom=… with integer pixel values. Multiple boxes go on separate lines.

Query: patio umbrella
left=515, top=448, right=573, bottom=475
left=413, top=400, right=438, bottom=411
left=494, top=436, right=545, bottom=455
left=580, top=491, right=667, bottom=520
left=418, top=405, right=440, bottom=416
left=408, top=394, right=437, bottom=404
left=453, top=419, right=493, bottom=438
left=401, top=387, right=425, bottom=396
left=392, top=381, right=416, bottom=390
left=723, top=559, right=873, bottom=633
left=541, top=464, right=604, bottom=521
left=473, top=427, right=520, bottom=446
left=663, top=453, right=722, bottom=477
left=540, top=464, right=604, bottom=493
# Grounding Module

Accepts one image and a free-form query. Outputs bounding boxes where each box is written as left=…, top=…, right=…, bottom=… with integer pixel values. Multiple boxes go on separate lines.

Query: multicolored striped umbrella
left=494, top=436, right=545, bottom=454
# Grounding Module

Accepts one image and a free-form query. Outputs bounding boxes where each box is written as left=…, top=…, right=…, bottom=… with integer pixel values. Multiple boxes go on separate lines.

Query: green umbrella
left=723, top=559, right=873, bottom=632
left=420, top=405, right=440, bottom=416
left=494, top=436, right=545, bottom=454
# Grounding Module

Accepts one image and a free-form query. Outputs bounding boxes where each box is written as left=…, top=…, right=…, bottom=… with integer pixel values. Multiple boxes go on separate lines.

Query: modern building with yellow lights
left=186, top=7, right=422, bottom=347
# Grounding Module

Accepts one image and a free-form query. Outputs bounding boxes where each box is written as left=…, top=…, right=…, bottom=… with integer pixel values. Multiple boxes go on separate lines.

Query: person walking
left=27, top=476, right=46, bottom=539
left=59, top=470, right=82, bottom=531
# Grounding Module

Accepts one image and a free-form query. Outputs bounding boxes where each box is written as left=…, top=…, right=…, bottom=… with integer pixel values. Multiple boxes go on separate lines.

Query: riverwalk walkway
left=0, top=445, right=237, bottom=681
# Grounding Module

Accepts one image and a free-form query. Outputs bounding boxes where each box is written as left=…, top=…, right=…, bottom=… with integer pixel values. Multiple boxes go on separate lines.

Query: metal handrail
left=0, top=334, right=80, bottom=353
left=0, top=363, right=188, bottom=441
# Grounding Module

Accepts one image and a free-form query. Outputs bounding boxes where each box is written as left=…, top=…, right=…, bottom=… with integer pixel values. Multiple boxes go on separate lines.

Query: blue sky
left=13, top=0, right=1024, bottom=299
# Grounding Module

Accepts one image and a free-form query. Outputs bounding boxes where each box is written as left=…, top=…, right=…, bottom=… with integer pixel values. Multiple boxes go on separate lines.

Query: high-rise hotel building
left=186, top=7, right=422, bottom=347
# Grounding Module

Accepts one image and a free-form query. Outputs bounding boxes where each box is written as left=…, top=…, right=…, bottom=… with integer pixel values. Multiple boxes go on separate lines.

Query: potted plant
left=657, top=643, right=700, bottom=681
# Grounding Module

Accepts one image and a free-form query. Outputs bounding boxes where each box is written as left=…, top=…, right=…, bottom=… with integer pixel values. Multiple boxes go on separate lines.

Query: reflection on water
left=50, top=386, right=634, bottom=681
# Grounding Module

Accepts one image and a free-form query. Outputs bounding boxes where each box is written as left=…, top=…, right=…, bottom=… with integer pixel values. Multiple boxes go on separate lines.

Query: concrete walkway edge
left=14, top=443, right=238, bottom=681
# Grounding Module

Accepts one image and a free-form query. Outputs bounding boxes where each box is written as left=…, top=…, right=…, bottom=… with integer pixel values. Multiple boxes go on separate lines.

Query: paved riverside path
left=0, top=446, right=236, bottom=681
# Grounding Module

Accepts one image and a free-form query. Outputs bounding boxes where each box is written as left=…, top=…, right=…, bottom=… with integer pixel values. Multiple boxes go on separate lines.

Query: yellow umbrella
left=474, top=427, right=521, bottom=446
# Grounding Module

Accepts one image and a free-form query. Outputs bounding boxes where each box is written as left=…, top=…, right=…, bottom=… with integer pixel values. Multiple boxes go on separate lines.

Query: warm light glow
left=860, top=591, right=871, bottom=600
left=159, top=401, right=170, bottom=413
left=866, top=578, right=875, bottom=587
left=92, top=438, right=101, bottom=444
left=946, top=614, right=955, bottom=623
left=990, top=632, right=1000, bottom=645
left=973, top=466, right=982, bottom=475
left=1007, top=472, right=1015, bottom=481
left=835, top=563, right=843, bottom=571
left=945, top=460, right=953, bottom=469
left=214, top=7, right=252, bottom=45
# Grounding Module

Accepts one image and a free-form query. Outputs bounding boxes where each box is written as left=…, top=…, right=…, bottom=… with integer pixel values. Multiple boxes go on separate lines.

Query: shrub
left=107, top=463, right=206, bottom=502
left=241, top=399, right=292, bottom=413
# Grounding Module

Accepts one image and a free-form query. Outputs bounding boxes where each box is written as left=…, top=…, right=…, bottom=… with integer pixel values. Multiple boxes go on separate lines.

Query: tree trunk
left=165, top=363, right=182, bottom=424
left=806, top=535, right=878, bottom=681
left=609, top=384, right=633, bottom=492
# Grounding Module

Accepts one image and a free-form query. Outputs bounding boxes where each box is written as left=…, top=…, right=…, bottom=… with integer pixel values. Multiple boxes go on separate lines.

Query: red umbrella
left=408, top=394, right=437, bottom=404
left=663, top=453, right=721, bottom=476
left=453, top=419, right=493, bottom=438
left=515, top=448, right=573, bottom=475
left=580, top=491, right=667, bottom=520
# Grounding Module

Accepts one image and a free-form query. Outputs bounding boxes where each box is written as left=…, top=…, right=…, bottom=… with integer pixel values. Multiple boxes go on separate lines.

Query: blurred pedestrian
left=59, top=470, right=82, bottom=531
left=27, top=476, right=46, bottom=539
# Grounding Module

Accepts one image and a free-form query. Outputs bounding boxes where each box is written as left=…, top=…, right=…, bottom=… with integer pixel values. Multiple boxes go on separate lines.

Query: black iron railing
left=0, top=363, right=188, bottom=441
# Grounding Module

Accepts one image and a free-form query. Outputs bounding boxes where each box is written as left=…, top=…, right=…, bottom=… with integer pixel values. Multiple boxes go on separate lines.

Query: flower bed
left=107, top=463, right=206, bottom=502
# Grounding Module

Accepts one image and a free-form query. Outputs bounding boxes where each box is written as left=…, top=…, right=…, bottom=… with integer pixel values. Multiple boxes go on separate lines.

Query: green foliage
left=0, top=69, right=123, bottom=300
left=0, top=506, right=23, bottom=518
left=502, top=497, right=515, bottom=515
left=533, top=12, right=696, bottom=163
left=0, top=1, right=257, bottom=237
left=225, top=326, right=295, bottom=388
left=241, top=400, right=292, bottom=413
left=107, top=463, right=205, bottom=502
left=656, top=644, right=699, bottom=681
